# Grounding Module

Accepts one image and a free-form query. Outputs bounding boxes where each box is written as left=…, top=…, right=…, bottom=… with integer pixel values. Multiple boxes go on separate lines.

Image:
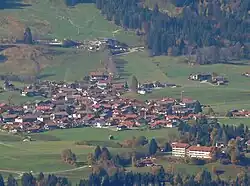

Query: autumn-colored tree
left=210, top=128, right=218, bottom=146
left=207, top=107, right=215, bottom=116
left=87, top=153, right=96, bottom=166
left=61, top=149, right=77, bottom=165
left=212, top=165, right=217, bottom=175
left=230, top=149, right=237, bottom=165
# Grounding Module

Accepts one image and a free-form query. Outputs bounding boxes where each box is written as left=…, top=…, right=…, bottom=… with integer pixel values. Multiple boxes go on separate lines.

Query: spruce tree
left=23, top=27, right=33, bottom=44
left=0, top=174, right=4, bottom=186
left=94, top=145, right=102, bottom=160
left=149, top=138, right=158, bottom=156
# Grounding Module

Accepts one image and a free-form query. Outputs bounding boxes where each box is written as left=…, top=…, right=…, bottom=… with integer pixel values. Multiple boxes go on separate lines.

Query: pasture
left=0, top=127, right=178, bottom=181
left=121, top=51, right=250, bottom=114
left=0, top=0, right=139, bottom=45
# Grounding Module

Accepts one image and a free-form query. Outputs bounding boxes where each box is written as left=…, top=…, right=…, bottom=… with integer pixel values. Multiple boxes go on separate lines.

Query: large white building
left=187, top=145, right=214, bottom=159
left=171, top=142, right=215, bottom=159
left=171, top=142, right=190, bottom=157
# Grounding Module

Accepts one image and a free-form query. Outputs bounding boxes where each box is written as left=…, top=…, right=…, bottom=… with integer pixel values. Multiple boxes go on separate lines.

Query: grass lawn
left=219, top=118, right=250, bottom=127
left=0, top=0, right=138, bottom=46
left=40, top=49, right=104, bottom=82
left=0, top=128, right=178, bottom=175
left=41, top=127, right=178, bottom=142
left=121, top=51, right=250, bottom=114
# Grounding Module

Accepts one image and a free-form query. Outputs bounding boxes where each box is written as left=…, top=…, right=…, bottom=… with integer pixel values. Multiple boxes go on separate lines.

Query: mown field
left=0, top=0, right=139, bottom=83
left=0, top=127, right=178, bottom=183
left=0, top=0, right=139, bottom=45
left=121, top=51, right=250, bottom=115
left=0, top=126, right=247, bottom=183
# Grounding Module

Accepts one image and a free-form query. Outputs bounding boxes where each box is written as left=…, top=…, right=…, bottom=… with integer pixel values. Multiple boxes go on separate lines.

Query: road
left=113, top=47, right=144, bottom=56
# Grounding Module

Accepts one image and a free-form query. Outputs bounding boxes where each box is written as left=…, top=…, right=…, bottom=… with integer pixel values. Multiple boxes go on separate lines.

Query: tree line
left=94, top=0, right=249, bottom=59
left=0, top=165, right=249, bottom=186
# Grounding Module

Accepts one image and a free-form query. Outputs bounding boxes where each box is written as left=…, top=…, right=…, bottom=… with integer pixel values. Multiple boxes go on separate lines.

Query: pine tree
left=94, top=145, right=102, bottom=160
left=23, top=27, right=33, bottom=44
left=149, top=138, right=158, bottom=156
left=7, top=174, right=18, bottom=186
left=130, top=76, right=138, bottom=93
left=194, top=101, right=202, bottom=113
left=0, top=174, right=5, bottom=186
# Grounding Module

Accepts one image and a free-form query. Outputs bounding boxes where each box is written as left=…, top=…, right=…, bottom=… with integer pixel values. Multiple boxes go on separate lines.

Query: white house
left=171, top=142, right=190, bottom=157
left=187, top=145, right=214, bottom=159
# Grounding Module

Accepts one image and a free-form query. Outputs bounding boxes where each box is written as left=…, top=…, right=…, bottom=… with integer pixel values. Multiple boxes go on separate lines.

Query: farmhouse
left=189, top=73, right=212, bottom=81
left=89, top=72, right=109, bottom=81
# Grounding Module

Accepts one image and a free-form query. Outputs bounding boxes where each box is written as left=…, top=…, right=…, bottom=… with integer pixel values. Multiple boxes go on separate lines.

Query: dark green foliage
left=95, top=0, right=250, bottom=59
left=130, top=76, right=138, bottom=93
left=194, top=101, right=202, bottom=114
left=164, top=142, right=172, bottom=152
left=149, top=138, right=158, bottom=155
left=0, top=174, right=5, bottom=186
left=23, top=27, right=33, bottom=44
left=7, top=174, right=17, bottom=186
left=21, top=173, right=35, bottom=186
left=94, top=145, right=102, bottom=160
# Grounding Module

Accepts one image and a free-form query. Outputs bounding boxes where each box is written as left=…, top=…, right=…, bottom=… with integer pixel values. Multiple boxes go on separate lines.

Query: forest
left=0, top=166, right=249, bottom=186
left=93, top=0, right=250, bottom=63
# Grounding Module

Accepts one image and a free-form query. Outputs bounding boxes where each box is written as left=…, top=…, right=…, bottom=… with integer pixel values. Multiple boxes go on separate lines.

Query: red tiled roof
left=124, top=114, right=138, bottom=119
left=172, top=142, right=190, bottom=148
left=90, top=72, right=104, bottom=76
left=187, top=146, right=214, bottom=152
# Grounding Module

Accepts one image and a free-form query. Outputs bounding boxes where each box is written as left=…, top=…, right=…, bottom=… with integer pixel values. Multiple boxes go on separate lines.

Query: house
left=189, top=73, right=212, bottom=81
left=187, top=145, right=214, bottom=159
left=37, top=115, right=51, bottom=122
left=2, top=114, right=18, bottom=123
left=89, top=72, right=109, bottom=81
left=171, top=142, right=190, bottom=157
left=51, top=112, right=69, bottom=120
left=96, top=80, right=109, bottom=89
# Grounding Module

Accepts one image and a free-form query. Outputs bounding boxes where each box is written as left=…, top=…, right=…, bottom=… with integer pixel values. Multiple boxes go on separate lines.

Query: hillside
left=0, top=0, right=140, bottom=80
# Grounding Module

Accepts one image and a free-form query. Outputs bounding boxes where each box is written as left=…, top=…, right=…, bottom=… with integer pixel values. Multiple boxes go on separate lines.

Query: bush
left=75, top=140, right=122, bottom=148
left=189, top=158, right=205, bottom=165
left=220, top=158, right=231, bottom=165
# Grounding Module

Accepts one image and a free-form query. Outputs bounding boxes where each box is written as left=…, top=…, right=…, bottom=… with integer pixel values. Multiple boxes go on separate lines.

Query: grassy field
left=0, top=127, right=178, bottom=182
left=0, top=0, right=139, bottom=84
left=219, top=118, right=250, bottom=126
left=121, top=51, right=250, bottom=114
left=0, top=126, right=246, bottom=183
left=0, top=0, right=139, bottom=45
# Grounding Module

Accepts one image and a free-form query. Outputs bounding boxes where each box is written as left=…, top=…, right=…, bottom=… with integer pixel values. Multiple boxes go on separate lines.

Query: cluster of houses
left=137, top=82, right=178, bottom=95
left=34, top=37, right=129, bottom=55
left=188, top=73, right=228, bottom=85
left=0, top=71, right=203, bottom=134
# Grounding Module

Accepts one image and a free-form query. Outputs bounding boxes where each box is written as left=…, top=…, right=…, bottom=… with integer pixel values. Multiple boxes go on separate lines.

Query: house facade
left=171, top=142, right=190, bottom=157
left=187, top=145, right=214, bottom=159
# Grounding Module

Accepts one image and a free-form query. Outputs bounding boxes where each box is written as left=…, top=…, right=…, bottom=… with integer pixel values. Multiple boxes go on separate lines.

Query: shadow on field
left=0, top=0, right=31, bottom=9
left=37, top=73, right=56, bottom=80
left=0, top=55, right=7, bottom=63
left=115, top=58, right=131, bottom=80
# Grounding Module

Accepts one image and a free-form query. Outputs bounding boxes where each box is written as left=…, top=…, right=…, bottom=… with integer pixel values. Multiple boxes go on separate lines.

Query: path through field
left=0, top=165, right=89, bottom=181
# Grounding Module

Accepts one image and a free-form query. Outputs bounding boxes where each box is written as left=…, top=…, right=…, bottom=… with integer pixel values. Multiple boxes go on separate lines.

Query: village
left=0, top=70, right=250, bottom=167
